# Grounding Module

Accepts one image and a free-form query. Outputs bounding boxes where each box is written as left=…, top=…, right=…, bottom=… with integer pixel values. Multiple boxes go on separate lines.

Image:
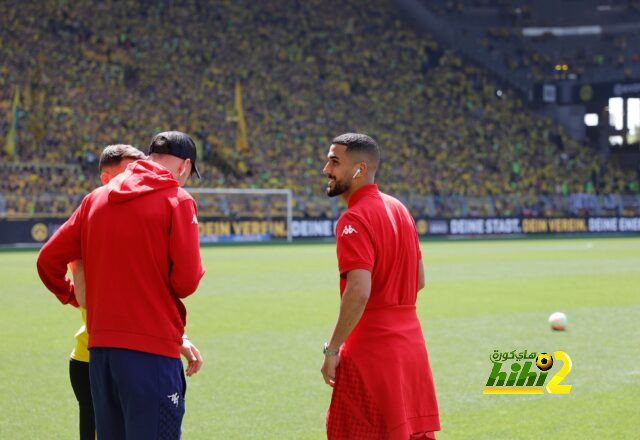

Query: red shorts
left=326, top=355, right=436, bottom=440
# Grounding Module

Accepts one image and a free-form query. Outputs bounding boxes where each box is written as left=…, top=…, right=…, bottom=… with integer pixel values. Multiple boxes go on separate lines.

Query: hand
left=180, top=338, right=203, bottom=377
left=321, top=354, right=340, bottom=387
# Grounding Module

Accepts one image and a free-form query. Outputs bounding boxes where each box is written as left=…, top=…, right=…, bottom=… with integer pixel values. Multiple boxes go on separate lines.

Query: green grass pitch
left=1, top=237, right=639, bottom=439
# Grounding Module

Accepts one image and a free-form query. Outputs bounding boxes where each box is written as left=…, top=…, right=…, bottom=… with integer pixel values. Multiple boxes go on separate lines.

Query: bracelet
left=323, top=342, right=339, bottom=357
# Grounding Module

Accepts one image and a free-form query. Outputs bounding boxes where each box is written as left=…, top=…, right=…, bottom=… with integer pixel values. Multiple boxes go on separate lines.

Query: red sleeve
left=169, top=199, right=205, bottom=298
left=336, top=212, right=374, bottom=277
left=36, top=202, right=84, bottom=306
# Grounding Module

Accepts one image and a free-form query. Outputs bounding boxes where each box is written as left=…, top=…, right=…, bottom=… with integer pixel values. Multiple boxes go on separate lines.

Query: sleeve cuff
left=339, top=261, right=373, bottom=276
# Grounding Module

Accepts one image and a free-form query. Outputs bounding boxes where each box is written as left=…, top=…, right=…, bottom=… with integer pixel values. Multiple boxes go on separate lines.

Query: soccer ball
left=549, top=312, right=568, bottom=331
left=536, top=353, right=553, bottom=371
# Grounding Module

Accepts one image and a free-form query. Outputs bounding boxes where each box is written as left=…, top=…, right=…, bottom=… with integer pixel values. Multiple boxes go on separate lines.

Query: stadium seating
left=1, top=0, right=638, bottom=219
left=420, top=0, right=640, bottom=84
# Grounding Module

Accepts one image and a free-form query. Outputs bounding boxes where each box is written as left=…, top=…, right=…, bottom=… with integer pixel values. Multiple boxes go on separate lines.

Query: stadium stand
left=419, top=0, right=640, bottom=85
left=1, top=0, right=639, bottom=219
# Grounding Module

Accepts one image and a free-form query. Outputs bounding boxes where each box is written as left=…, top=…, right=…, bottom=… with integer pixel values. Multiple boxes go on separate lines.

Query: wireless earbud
left=352, top=169, right=361, bottom=179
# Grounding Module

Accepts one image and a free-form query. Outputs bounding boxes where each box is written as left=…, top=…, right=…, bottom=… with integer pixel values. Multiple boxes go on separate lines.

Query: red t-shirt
left=329, top=184, right=440, bottom=439
left=336, top=184, right=422, bottom=309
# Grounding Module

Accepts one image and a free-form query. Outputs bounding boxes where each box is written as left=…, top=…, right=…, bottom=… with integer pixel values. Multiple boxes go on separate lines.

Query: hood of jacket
left=107, top=160, right=179, bottom=203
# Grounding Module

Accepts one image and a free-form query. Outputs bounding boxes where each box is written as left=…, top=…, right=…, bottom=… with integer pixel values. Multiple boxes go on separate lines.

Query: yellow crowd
left=1, top=0, right=638, bottom=219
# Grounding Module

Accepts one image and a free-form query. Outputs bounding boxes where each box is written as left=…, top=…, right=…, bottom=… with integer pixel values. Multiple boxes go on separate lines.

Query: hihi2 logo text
left=483, top=350, right=573, bottom=395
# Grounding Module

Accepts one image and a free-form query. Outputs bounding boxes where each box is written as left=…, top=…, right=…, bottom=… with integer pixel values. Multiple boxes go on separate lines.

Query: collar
left=348, top=184, right=379, bottom=208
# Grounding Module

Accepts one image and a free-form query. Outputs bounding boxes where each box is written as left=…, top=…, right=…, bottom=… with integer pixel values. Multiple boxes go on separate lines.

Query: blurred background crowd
left=1, top=0, right=639, bottom=220
left=423, top=0, right=640, bottom=84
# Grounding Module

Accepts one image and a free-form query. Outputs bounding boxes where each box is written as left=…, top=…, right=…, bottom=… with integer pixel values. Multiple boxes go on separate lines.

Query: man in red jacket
left=37, top=131, right=205, bottom=440
left=320, top=133, right=440, bottom=440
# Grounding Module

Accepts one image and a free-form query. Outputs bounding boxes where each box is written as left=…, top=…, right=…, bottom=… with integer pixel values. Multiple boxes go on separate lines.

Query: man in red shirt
left=37, top=131, right=205, bottom=439
left=321, top=133, right=440, bottom=440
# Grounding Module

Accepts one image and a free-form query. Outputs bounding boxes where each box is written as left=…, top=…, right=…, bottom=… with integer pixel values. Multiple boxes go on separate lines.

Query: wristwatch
left=323, top=342, right=339, bottom=357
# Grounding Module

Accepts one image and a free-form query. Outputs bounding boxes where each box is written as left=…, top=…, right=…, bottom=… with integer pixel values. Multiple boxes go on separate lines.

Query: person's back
left=81, top=160, right=201, bottom=357
left=345, top=189, right=421, bottom=309
left=37, top=131, right=204, bottom=440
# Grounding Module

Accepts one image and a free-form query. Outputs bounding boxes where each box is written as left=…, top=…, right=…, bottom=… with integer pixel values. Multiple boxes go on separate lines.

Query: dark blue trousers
left=89, top=348, right=186, bottom=440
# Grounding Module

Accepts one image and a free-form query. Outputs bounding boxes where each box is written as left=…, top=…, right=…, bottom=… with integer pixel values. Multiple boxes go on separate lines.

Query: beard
left=326, top=176, right=351, bottom=197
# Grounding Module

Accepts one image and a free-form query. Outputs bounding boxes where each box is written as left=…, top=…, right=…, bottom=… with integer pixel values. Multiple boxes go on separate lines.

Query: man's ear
left=359, top=161, right=368, bottom=177
left=179, top=159, right=192, bottom=177
left=100, top=172, right=111, bottom=185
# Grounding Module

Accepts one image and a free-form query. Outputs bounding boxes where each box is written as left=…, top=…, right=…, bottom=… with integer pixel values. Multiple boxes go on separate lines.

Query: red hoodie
left=37, top=160, right=204, bottom=359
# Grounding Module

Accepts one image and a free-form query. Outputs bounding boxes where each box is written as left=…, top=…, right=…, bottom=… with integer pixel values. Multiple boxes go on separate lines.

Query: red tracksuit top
left=37, top=160, right=205, bottom=359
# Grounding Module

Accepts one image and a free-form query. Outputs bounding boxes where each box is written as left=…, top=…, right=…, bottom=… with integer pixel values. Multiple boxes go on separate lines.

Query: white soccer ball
left=548, top=312, right=568, bottom=331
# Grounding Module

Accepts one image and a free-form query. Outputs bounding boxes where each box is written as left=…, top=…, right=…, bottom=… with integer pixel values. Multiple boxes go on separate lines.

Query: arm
left=180, top=335, right=203, bottom=377
left=169, top=199, right=205, bottom=298
left=69, top=260, right=86, bottom=308
left=321, top=269, right=372, bottom=387
left=412, top=216, right=424, bottom=292
left=36, top=204, right=84, bottom=306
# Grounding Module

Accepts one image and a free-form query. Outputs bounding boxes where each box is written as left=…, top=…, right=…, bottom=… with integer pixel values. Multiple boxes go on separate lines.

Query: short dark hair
left=331, top=133, right=381, bottom=167
left=99, top=144, right=146, bottom=171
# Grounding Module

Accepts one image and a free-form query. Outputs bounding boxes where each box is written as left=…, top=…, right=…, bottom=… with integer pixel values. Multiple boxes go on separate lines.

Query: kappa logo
left=167, top=392, right=180, bottom=407
left=191, top=214, right=198, bottom=225
left=341, top=225, right=358, bottom=236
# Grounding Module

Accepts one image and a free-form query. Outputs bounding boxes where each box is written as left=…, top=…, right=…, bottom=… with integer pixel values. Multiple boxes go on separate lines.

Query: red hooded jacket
left=37, top=160, right=205, bottom=358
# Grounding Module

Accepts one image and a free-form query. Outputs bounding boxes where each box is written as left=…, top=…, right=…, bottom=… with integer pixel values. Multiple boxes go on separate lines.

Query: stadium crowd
left=422, top=0, right=640, bottom=83
left=1, top=0, right=639, bottom=219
